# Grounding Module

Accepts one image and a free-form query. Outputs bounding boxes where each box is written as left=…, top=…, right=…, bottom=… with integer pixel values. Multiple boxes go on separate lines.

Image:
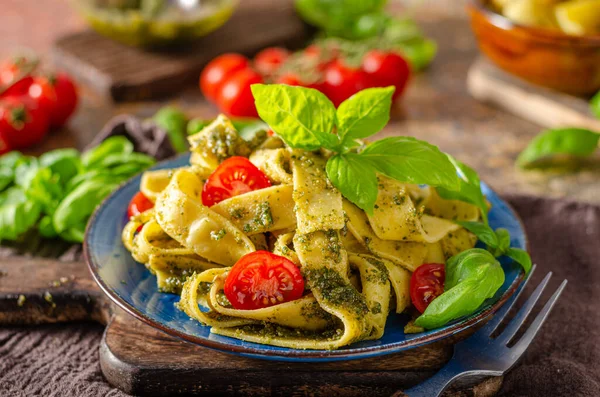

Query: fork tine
left=496, top=271, right=552, bottom=345
left=481, top=264, right=537, bottom=336
left=511, top=280, right=567, bottom=356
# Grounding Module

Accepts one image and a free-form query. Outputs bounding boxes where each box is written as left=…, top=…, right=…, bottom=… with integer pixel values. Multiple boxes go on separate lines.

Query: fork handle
left=399, top=362, right=466, bottom=397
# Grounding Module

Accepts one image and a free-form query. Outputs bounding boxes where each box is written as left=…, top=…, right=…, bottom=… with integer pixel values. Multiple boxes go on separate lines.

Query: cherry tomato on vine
left=202, top=156, right=271, bottom=206
left=28, top=72, right=78, bottom=128
left=254, top=47, right=290, bottom=76
left=410, top=263, right=446, bottom=313
left=0, top=96, right=48, bottom=149
left=224, top=251, right=305, bottom=310
left=0, top=57, right=36, bottom=97
left=215, top=68, right=263, bottom=117
left=362, top=50, right=411, bottom=100
left=323, top=59, right=371, bottom=107
left=200, top=54, right=249, bottom=102
left=127, top=192, right=154, bottom=218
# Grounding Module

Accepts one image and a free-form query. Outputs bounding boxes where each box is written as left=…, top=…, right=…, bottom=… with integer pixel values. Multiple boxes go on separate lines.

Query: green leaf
left=437, top=155, right=488, bottom=224
left=395, top=38, right=437, bottom=71
left=295, top=0, right=386, bottom=34
left=14, top=156, right=39, bottom=188
left=455, top=221, right=498, bottom=248
left=0, top=166, right=12, bottom=191
left=53, top=179, right=118, bottom=243
left=326, top=153, right=378, bottom=215
left=25, top=167, right=64, bottom=215
left=358, top=136, right=460, bottom=191
left=39, top=149, right=81, bottom=186
left=0, top=187, right=41, bottom=241
left=415, top=249, right=505, bottom=329
left=494, top=228, right=511, bottom=256
left=505, top=247, right=532, bottom=274
left=252, top=84, right=338, bottom=150
left=39, top=215, right=57, bottom=238
left=517, top=128, right=600, bottom=169
left=591, top=91, right=600, bottom=120
left=153, top=106, right=189, bottom=153
left=100, top=152, right=155, bottom=169
left=82, top=136, right=134, bottom=169
left=0, top=151, right=24, bottom=169
left=337, top=86, right=394, bottom=146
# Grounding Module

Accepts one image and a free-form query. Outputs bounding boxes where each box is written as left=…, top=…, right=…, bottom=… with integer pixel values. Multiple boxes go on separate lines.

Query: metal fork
left=401, top=265, right=567, bottom=397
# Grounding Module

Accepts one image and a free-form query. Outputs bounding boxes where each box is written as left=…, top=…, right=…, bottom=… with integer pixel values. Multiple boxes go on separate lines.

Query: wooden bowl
left=468, top=0, right=600, bottom=96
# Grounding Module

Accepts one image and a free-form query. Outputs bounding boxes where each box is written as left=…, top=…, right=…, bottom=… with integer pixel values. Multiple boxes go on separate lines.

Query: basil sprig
left=517, top=128, right=600, bottom=169
left=456, top=221, right=532, bottom=274
left=415, top=249, right=505, bottom=329
left=252, top=84, right=468, bottom=215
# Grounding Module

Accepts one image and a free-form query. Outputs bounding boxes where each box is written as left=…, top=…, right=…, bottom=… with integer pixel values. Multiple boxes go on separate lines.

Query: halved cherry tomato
left=127, top=191, right=154, bottom=218
left=0, top=56, right=37, bottom=97
left=28, top=72, right=78, bottom=128
left=200, top=54, right=249, bottom=102
left=323, top=59, right=371, bottom=107
left=215, top=68, right=263, bottom=117
left=410, top=263, right=445, bottom=313
left=224, top=251, right=305, bottom=310
left=202, top=156, right=271, bottom=206
left=0, top=96, right=48, bottom=149
left=362, top=50, right=411, bottom=101
left=254, top=47, right=290, bottom=76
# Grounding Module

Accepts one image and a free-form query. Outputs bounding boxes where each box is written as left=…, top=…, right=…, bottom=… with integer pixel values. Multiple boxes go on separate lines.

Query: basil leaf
left=494, top=228, right=511, bottom=256
left=517, top=128, right=600, bottom=169
left=252, top=84, right=338, bottom=150
left=0, top=187, right=41, bottom=241
left=326, top=153, right=378, bottom=215
left=415, top=249, right=505, bottom=329
left=0, top=151, right=23, bottom=169
left=455, top=221, right=498, bottom=248
left=591, top=91, right=600, bottom=120
left=337, top=86, right=394, bottom=146
left=0, top=167, right=12, bottom=191
left=438, top=155, right=488, bottom=224
left=358, top=136, right=460, bottom=191
left=26, top=167, right=64, bottom=215
left=505, top=247, right=532, bottom=274
left=396, top=38, right=437, bottom=71
left=39, top=215, right=57, bottom=238
left=295, top=0, right=385, bottom=34
left=14, top=156, right=39, bottom=188
left=82, top=136, right=134, bottom=169
left=39, top=149, right=81, bottom=185
left=153, top=106, right=189, bottom=153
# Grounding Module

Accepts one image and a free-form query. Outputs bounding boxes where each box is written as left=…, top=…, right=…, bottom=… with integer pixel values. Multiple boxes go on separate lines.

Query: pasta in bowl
left=87, top=84, right=529, bottom=358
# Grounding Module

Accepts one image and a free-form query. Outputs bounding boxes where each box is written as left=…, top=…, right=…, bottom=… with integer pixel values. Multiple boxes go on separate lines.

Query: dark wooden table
left=3, top=1, right=598, bottom=204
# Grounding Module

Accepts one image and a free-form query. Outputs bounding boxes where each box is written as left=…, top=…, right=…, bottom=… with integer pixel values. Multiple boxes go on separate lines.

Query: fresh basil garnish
left=517, top=128, right=600, bottom=169
left=415, top=248, right=505, bottom=329
left=326, top=153, right=379, bottom=215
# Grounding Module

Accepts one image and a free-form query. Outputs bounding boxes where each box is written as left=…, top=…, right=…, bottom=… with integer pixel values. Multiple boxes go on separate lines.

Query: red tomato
left=410, top=263, right=446, bottom=313
left=200, top=54, right=249, bottom=102
left=28, top=73, right=78, bottom=128
left=224, top=251, right=305, bottom=310
left=323, top=59, right=372, bottom=107
left=0, top=133, right=11, bottom=155
left=362, top=50, right=411, bottom=101
left=0, top=96, right=48, bottom=149
left=254, top=47, right=290, bottom=76
left=202, top=156, right=271, bottom=206
left=0, top=57, right=36, bottom=97
left=127, top=192, right=154, bottom=218
left=215, top=68, right=263, bottom=117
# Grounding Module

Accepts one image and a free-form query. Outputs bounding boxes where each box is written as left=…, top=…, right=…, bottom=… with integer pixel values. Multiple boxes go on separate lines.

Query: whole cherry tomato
left=362, top=50, right=411, bottom=100
left=224, top=251, right=305, bottom=310
left=0, top=96, right=48, bottom=149
left=323, top=59, right=372, bottom=107
left=127, top=191, right=154, bottom=218
left=254, top=47, right=290, bottom=76
left=28, top=72, right=78, bottom=128
left=410, top=263, right=446, bottom=313
left=0, top=56, right=37, bottom=97
left=202, top=156, right=271, bottom=207
left=215, top=68, right=263, bottom=117
left=200, top=54, right=249, bottom=102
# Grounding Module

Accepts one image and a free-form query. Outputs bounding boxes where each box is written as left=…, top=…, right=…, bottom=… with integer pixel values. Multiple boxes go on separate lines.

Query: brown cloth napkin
left=0, top=194, right=599, bottom=397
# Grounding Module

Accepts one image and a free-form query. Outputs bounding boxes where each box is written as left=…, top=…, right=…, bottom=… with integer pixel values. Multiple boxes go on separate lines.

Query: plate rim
left=84, top=154, right=527, bottom=362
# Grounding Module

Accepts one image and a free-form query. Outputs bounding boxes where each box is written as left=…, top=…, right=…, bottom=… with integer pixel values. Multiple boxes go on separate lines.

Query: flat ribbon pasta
left=249, top=148, right=293, bottom=184
left=155, top=169, right=255, bottom=266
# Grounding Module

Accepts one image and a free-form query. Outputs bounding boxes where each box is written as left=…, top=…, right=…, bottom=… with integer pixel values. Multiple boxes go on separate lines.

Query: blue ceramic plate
left=85, top=154, right=526, bottom=362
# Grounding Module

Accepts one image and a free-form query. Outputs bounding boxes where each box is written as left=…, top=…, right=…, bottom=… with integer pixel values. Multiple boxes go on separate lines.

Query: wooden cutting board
left=51, top=0, right=310, bottom=102
left=468, top=57, right=600, bottom=131
left=0, top=257, right=503, bottom=396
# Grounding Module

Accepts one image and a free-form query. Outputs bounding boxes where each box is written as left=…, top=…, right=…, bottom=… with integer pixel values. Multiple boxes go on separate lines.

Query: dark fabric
left=0, top=195, right=598, bottom=397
